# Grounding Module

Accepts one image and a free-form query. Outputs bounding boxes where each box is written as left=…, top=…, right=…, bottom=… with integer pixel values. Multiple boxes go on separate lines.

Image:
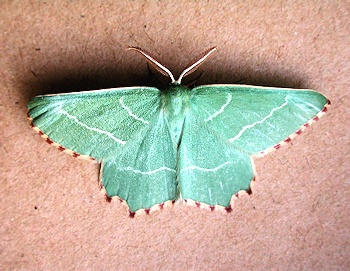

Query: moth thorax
left=162, top=85, right=190, bottom=144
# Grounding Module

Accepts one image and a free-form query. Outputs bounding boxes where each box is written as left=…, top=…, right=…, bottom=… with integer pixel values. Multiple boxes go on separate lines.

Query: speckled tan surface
left=1, top=1, right=349, bottom=270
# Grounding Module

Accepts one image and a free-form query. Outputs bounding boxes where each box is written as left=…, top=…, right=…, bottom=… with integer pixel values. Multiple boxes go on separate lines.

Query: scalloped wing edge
left=255, top=99, right=330, bottom=157
left=28, top=115, right=178, bottom=217
left=182, top=175, right=256, bottom=213
left=97, top=99, right=330, bottom=217
left=28, top=114, right=98, bottom=162
left=28, top=99, right=330, bottom=217
left=98, top=175, right=256, bottom=217
left=98, top=156, right=258, bottom=217
left=99, top=185, right=176, bottom=218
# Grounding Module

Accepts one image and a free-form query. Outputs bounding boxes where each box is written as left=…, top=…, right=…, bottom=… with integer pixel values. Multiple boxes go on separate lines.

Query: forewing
left=178, top=110, right=253, bottom=207
left=190, top=85, right=328, bottom=154
left=28, top=87, right=160, bottom=160
left=101, top=111, right=177, bottom=213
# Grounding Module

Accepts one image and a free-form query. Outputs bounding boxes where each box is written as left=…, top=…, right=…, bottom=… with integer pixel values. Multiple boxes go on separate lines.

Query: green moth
left=28, top=47, right=330, bottom=216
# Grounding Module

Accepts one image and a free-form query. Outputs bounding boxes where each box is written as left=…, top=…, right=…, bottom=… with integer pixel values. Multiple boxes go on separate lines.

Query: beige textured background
left=1, top=1, right=349, bottom=270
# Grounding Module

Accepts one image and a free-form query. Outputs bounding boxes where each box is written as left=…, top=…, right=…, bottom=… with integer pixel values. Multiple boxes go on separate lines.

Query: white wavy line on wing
left=205, top=93, right=232, bottom=122
left=229, top=97, right=288, bottom=143
left=59, top=108, right=126, bottom=145
left=121, top=166, right=176, bottom=175
left=119, top=96, right=149, bottom=124
left=180, top=161, right=232, bottom=173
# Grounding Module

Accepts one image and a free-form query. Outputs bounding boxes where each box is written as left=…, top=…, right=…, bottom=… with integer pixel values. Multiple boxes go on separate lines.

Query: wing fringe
left=256, top=100, right=330, bottom=157
left=28, top=114, right=97, bottom=161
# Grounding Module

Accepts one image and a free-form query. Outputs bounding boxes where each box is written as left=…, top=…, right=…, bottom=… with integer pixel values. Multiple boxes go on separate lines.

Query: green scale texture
left=28, top=84, right=327, bottom=212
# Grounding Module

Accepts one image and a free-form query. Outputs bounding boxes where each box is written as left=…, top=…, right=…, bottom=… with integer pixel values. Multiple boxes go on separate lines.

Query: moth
left=28, top=47, right=330, bottom=216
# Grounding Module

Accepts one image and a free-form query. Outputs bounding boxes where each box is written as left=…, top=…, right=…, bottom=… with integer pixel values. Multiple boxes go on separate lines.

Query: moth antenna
left=128, top=47, right=176, bottom=83
left=176, top=47, right=217, bottom=84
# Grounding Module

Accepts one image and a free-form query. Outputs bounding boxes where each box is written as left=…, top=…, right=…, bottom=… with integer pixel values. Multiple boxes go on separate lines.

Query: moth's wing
left=178, top=85, right=328, bottom=208
left=178, top=111, right=253, bottom=208
left=102, top=111, right=177, bottom=213
left=29, top=87, right=178, bottom=213
left=190, top=85, right=329, bottom=155
left=28, top=87, right=160, bottom=160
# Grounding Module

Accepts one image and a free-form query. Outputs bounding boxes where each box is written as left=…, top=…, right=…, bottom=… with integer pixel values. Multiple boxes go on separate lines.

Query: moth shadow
left=19, top=49, right=308, bottom=104
left=22, top=63, right=164, bottom=100
left=195, top=63, right=307, bottom=90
